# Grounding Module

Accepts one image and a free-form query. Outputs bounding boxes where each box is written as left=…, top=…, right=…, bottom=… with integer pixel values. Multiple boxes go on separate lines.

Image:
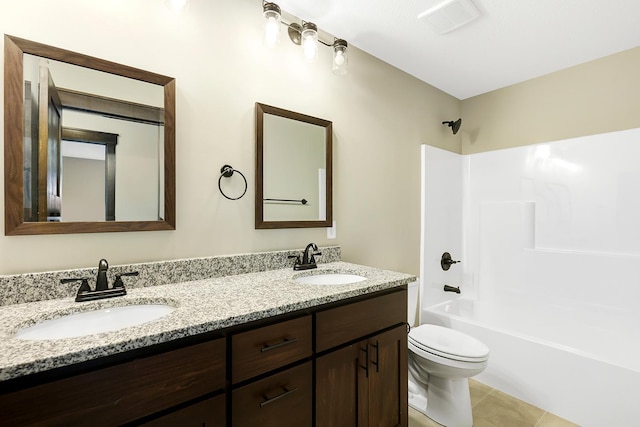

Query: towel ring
left=218, top=165, right=247, bottom=200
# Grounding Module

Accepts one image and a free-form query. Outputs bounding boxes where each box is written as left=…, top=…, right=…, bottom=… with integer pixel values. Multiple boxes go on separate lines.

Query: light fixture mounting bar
left=281, top=20, right=333, bottom=47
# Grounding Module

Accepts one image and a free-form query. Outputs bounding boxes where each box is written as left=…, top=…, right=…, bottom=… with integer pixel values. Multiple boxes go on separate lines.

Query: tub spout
left=444, top=285, right=461, bottom=294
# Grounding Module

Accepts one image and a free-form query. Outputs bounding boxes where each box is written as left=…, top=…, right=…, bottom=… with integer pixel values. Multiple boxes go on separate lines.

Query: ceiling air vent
left=418, top=0, right=481, bottom=35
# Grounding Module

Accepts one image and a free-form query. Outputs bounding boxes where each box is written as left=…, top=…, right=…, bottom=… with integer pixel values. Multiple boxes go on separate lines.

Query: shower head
left=442, top=118, right=462, bottom=135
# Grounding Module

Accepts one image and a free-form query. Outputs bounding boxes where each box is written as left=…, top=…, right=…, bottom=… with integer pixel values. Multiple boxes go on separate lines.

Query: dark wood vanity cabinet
left=231, top=315, right=312, bottom=383
left=315, top=290, right=408, bottom=427
left=232, top=361, right=312, bottom=427
left=0, top=338, right=227, bottom=426
left=228, top=289, right=407, bottom=427
left=365, top=326, right=409, bottom=427
left=0, top=288, right=407, bottom=427
left=139, top=394, right=226, bottom=427
left=230, top=315, right=313, bottom=427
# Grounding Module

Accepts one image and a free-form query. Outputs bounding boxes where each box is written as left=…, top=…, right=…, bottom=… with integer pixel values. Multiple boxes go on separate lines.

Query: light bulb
left=301, top=22, right=318, bottom=61
left=265, top=17, right=280, bottom=47
left=302, top=38, right=317, bottom=60
left=263, top=3, right=281, bottom=48
left=332, top=39, right=348, bottom=75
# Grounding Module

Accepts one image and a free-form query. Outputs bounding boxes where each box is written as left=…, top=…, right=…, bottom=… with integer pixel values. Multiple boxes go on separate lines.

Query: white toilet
left=407, top=281, right=489, bottom=427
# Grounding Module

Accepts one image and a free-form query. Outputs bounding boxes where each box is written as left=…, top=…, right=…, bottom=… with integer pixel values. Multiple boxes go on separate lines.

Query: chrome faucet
left=290, top=243, right=322, bottom=270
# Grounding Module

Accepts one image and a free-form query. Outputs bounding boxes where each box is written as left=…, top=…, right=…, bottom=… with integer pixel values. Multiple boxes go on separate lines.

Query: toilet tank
left=407, top=280, right=419, bottom=326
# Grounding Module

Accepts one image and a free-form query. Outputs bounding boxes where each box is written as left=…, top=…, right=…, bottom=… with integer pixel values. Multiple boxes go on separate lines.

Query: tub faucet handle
left=441, top=252, right=461, bottom=271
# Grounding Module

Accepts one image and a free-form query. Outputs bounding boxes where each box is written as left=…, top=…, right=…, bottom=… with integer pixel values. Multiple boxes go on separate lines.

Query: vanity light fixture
left=262, top=2, right=349, bottom=74
left=332, top=39, right=348, bottom=75
left=263, top=2, right=282, bottom=47
left=301, top=22, right=319, bottom=61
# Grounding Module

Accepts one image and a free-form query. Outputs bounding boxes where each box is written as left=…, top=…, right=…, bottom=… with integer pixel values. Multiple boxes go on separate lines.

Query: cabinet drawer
left=0, top=338, right=226, bottom=427
left=316, top=289, right=406, bottom=352
left=232, top=315, right=312, bottom=383
left=232, top=361, right=312, bottom=427
left=140, top=394, right=226, bottom=427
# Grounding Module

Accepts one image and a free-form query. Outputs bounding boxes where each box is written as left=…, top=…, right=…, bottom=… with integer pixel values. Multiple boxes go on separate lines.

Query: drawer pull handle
left=261, top=338, right=297, bottom=352
left=259, top=387, right=298, bottom=407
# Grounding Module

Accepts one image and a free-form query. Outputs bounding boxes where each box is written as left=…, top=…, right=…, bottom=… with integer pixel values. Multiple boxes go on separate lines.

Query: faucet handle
left=62, top=277, right=93, bottom=300
left=113, top=271, right=139, bottom=289
left=61, top=277, right=91, bottom=285
left=310, top=251, right=322, bottom=263
left=62, top=277, right=91, bottom=289
left=288, top=254, right=302, bottom=266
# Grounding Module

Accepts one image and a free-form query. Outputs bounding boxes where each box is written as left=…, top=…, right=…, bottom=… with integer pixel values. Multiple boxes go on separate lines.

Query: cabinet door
left=316, top=342, right=369, bottom=427
left=367, top=326, right=408, bottom=427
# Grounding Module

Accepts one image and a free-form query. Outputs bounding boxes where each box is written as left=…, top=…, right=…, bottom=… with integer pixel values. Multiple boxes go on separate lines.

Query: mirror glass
left=4, top=35, right=175, bottom=235
left=255, top=103, right=332, bottom=229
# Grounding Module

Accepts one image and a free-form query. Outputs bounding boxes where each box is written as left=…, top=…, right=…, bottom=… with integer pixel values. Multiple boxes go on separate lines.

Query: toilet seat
left=409, top=324, right=489, bottom=362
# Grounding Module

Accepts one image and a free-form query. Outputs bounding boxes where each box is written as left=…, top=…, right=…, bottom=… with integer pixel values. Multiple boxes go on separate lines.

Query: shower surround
left=419, top=128, right=640, bottom=426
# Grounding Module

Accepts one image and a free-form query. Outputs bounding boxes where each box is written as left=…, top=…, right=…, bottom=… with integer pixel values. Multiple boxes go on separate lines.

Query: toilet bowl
left=407, top=281, right=489, bottom=427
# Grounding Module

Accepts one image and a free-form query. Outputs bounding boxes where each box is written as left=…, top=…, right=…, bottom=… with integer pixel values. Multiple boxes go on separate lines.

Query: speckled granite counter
left=0, top=261, right=414, bottom=382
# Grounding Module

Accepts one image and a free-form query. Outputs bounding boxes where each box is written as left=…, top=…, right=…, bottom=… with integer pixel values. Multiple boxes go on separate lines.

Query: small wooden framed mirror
left=255, top=103, right=332, bottom=229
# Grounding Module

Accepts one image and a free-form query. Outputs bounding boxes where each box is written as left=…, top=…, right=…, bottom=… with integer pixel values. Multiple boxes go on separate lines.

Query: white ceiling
left=276, top=0, right=640, bottom=100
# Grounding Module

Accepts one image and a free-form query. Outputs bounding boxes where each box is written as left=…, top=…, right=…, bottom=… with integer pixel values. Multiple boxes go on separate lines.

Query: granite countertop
left=0, top=262, right=414, bottom=382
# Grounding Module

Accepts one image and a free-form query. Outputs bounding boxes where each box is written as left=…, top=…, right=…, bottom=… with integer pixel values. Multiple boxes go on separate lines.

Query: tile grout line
left=533, top=411, right=549, bottom=427
left=472, top=387, right=495, bottom=408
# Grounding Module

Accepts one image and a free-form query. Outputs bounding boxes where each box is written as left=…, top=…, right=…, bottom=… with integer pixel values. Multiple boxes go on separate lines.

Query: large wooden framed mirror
left=255, top=103, right=332, bottom=229
left=4, top=35, right=175, bottom=235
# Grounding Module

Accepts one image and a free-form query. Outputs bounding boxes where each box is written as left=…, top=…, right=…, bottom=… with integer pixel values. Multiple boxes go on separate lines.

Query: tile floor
left=409, top=379, right=580, bottom=427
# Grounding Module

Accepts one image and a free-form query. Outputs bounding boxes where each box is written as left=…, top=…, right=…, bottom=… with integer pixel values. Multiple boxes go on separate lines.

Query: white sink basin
left=295, top=273, right=366, bottom=286
left=16, top=304, right=175, bottom=341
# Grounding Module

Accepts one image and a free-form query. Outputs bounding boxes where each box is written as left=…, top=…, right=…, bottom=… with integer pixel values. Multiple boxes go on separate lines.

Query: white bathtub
left=422, top=297, right=640, bottom=427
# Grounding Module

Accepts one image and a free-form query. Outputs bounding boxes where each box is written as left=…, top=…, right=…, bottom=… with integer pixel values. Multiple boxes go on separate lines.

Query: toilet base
left=409, top=372, right=474, bottom=427
left=424, top=376, right=473, bottom=427
left=408, top=374, right=429, bottom=415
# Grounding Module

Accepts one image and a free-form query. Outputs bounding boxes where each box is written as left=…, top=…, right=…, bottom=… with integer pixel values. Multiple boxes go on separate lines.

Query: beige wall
left=461, top=46, right=640, bottom=154
left=0, top=0, right=459, bottom=275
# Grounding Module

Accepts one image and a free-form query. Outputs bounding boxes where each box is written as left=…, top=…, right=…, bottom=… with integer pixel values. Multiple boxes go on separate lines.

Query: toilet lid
left=409, top=324, right=489, bottom=360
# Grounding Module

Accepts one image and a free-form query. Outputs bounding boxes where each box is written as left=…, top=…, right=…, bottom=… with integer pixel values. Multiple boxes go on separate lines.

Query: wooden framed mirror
left=4, top=35, right=175, bottom=235
left=255, top=103, right=332, bottom=229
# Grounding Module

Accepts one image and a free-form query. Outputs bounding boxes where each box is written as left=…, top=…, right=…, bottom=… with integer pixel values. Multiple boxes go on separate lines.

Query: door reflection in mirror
left=61, top=128, right=117, bottom=222
left=22, top=53, right=164, bottom=223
